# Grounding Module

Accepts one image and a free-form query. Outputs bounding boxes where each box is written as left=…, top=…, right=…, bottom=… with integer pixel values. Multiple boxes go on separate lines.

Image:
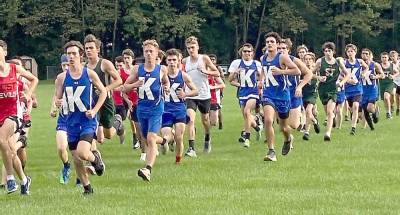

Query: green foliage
left=0, top=0, right=399, bottom=78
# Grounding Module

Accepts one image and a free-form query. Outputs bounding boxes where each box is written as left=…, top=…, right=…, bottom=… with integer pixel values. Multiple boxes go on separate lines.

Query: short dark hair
left=122, top=49, right=134, bottom=58
left=209, top=54, right=217, bottom=60
left=0, top=40, right=7, bottom=51
left=115, top=56, right=124, bottom=63
left=381, top=52, right=389, bottom=57
left=322, top=42, right=336, bottom=52
left=63, top=40, right=84, bottom=55
left=361, top=48, right=372, bottom=54
left=264, top=32, right=282, bottom=43
left=84, top=34, right=102, bottom=49
left=165, top=48, right=181, bottom=57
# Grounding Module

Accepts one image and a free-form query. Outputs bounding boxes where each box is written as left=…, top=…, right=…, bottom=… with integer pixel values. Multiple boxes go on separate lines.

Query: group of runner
left=0, top=31, right=399, bottom=195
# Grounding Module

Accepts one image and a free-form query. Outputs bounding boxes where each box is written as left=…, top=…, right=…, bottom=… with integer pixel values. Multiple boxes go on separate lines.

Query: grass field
left=1, top=80, right=400, bottom=214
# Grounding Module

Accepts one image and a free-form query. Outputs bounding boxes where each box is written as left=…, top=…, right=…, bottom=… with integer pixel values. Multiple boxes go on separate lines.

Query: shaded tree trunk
left=112, top=0, right=118, bottom=58
left=255, top=0, right=267, bottom=53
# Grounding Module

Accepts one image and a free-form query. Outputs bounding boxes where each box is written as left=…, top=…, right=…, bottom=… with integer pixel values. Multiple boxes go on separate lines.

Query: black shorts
left=396, top=86, right=400, bottom=95
left=346, top=94, right=362, bottom=108
left=68, top=133, right=93, bottom=151
left=129, top=105, right=139, bottom=122
left=210, top=103, right=221, bottom=111
left=186, top=99, right=211, bottom=114
left=115, top=105, right=128, bottom=121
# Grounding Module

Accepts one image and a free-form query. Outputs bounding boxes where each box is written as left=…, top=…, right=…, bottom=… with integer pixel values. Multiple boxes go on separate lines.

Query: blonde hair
left=345, top=44, right=358, bottom=53
left=304, top=52, right=316, bottom=60
left=185, top=36, right=198, bottom=46
left=142, top=39, right=159, bottom=49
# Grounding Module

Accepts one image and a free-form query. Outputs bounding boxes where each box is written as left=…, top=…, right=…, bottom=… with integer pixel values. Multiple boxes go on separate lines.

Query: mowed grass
left=1, top=80, right=400, bottom=214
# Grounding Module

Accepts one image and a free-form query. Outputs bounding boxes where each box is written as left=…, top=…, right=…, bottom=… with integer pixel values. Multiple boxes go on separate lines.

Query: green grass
left=1, top=81, right=400, bottom=214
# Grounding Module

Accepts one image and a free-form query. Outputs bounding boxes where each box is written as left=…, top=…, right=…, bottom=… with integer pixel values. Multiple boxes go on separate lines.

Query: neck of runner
left=168, top=67, right=179, bottom=76
left=144, top=62, right=156, bottom=72
left=267, top=50, right=278, bottom=60
left=190, top=53, right=199, bottom=61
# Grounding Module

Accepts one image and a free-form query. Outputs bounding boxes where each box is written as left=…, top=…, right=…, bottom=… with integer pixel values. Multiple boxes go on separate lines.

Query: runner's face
left=265, top=37, right=277, bottom=52
left=297, top=48, right=306, bottom=59
left=241, top=47, right=253, bottom=61
left=0, top=46, right=5, bottom=60
left=210, top=57, right=216, bottom=64
left=166, top=55, right=179, bottom=68
left=123, top=54, right=133, bottom=66
left=84, top=42, right=99, bottom=58
left=277, top=43, right=289, bottom=55
left=61, top=62, right=69, bottom=72
left=323, top=49, right=334, bottom=58
left=115, top=62, right=124, bottom=70
left=390, top=53, right=398, bottom=62
left=304, top=55, right=314, bottom=66
left=186, top=43, right=199, bottom=56
left=361, top=51, right=370, bottom=61
left=346, top=48, right=356, bottom=59
left=143, top=45, right=158, bottom=62
left=66, top=46, right=81, bottom=66
left=381, top=55, right=389, bottom=63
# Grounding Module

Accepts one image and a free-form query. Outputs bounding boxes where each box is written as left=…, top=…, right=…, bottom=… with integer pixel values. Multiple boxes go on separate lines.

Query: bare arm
left=182, top=72, right=198, bottom=97
left=210, top=77, right=225, bottom=90
left=16, top=65, right=38, bottom=100
left=374, top=63, right=384, bottom=79
left=202, top=55, right=220, bottom=77
left=161, top=66, right=170, bottom=94
left=102, top=60, right=122, bottom=92
left=228, top=70, right=240, bottom=87
left=277, top=54, right=300, bottom=76
left=337, top=58, right=350, bottom=86
left=123, top=65, right=141, bottom=91
left=295, top=58, right=312, bottom=89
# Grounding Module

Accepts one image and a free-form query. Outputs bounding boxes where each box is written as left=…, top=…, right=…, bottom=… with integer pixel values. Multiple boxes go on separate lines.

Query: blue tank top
left=287, top=55, right=300, bottom=94
left=362, top=62, right=378, bottom=95
left=165, top=70, right=186, bottom=112
left=261, top=53, right=289, bottom=100
left=137, top=64, right=163, bottom=107
left=344, top=59, right=363, bottom=95
left=237, top=60, right=259, bottom=99
left=63, top=67, right=95, bottom=125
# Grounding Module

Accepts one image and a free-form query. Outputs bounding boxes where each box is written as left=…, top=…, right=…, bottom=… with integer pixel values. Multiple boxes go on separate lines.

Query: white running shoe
left=185, top=148, right=197, bottom=157
left=243, top=139, right=250, bottom=148
left=137, top=168, right=151, bottom=181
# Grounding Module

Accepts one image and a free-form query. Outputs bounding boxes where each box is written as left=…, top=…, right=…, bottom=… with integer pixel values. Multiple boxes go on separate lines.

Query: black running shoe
left=324, top=134, right=331, bottom=141
left=303, top=132, right=310, bottom=141
left=386, top=112, right=392, bottom=119
left=372, top=112, right=379, bottom=124
left=83, top=187, right=94, bottom=195
left=396, top=109, right=400, bottom=116
left=91, top=150, right=105, bottom=176
left=282, top=134, right=293, bottom=156
left=238, top=131, right=246, bottom=143
left=313, top=119, right=320, bottom=134
left=332, top=117, right=336, bottom=128
left=350, top=127, right=356, bottom=135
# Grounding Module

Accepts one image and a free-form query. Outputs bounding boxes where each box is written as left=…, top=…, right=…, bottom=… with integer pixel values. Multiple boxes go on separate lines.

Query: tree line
left=1, top=0, right=399, bottom=79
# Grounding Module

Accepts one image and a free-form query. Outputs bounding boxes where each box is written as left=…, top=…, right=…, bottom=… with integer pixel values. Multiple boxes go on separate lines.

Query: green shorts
left=98, top=97, right=115, bottom=129
left=380, top=83, right=394, bottom=100
left=318, top=91, right=337, bottom=106
left=303, top=94, right=317, bottom=105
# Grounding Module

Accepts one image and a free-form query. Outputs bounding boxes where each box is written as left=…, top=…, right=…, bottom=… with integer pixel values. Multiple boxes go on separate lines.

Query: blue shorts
left=162, top=110, right=187, bottom=128
left=67, top=121, right=97, bottom=150
left=361, top=93, right=378, bottom=108
left=337, top=91, right=346, bottom=105
left=290, top=96, right=302, bottom=109
left=238, top=95, right=259, bottom=108
left=56, top=114, right=68, bottom=131
left=138, top=112, right=162, bottom=137
left=262, top=97, right=290, bottom=119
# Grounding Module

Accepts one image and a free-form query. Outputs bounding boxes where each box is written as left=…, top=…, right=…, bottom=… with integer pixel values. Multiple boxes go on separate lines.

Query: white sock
left=21, top=176, right=28, bottom=185
left=6, top=175, right=15, bottom=181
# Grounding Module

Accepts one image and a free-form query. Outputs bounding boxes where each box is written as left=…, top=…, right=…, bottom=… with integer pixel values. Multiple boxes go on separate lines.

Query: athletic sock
left=245, top=132, right=250, bottom=140
left=132, top=133, right=137, bottom=142
left=204, top=134, right=210, bottom=142
left=63, top=161, right=70, bottom=169
left=6, top=175, right=15, bottom=181
left=363, top=109, right=374, bottom=130
left=189, top=140, right=195, bottom=149
left=145, top=165, right=152, bottom=173
left=21, top=176, right=27, bottom=185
